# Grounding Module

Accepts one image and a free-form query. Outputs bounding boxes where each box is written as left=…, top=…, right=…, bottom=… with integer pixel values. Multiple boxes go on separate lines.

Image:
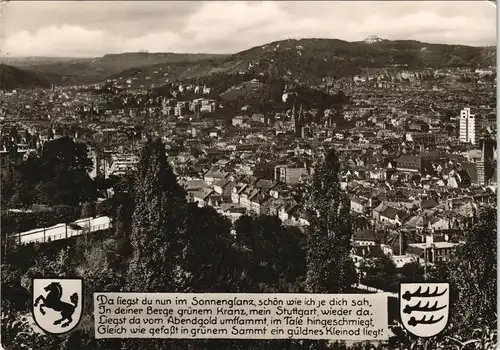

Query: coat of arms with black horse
left=32, top=278, right=83, bottom=334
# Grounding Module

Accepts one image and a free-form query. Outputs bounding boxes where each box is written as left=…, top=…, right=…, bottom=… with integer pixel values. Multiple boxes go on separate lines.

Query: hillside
left=0, top=64, right=72, bottom=90
left=224, top=38, right=495, bottom=83
left=7, top=52, right=228, bottom=85
left=106, top=38, right=496, bottom=88
left=4, top=38, right=496, bottom=89
left=220, top=80, right=267, bottom=101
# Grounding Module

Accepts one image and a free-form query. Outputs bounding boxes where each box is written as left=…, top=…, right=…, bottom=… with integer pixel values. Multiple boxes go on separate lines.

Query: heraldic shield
left=32, top=278, right=83, bottom=335
left=399, top=282, right=450, bottom=338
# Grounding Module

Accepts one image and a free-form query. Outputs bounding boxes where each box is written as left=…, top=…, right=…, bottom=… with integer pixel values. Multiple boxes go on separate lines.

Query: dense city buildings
left=2, top=58, right=496, bottom=267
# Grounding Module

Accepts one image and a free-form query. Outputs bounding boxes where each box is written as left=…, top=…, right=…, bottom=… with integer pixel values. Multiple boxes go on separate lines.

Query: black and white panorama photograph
left=0, top=1, right=497, bottom=349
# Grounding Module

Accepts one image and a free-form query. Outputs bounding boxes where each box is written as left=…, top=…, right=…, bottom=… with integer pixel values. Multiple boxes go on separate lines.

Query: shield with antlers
left=399, top=282, right=450, bottom=338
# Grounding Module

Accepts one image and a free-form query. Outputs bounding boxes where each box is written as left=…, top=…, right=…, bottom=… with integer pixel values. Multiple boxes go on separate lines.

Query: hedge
left=1, top=205, right=80, bottom=235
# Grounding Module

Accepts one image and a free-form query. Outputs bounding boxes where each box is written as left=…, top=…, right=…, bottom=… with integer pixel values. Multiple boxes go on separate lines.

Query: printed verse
left=93, top=293, right=388, bottom=340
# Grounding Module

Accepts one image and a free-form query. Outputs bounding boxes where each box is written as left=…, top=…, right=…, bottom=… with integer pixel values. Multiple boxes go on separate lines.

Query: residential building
left=275, top=165, right=308, bottom=184
left=107, top=154, right=139, bottom=177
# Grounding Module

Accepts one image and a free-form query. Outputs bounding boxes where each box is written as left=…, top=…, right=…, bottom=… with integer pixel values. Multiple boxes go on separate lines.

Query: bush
left=361, top=273, right=399, bottom=293
left=96, top=199, right=114, bottom=217
left=81, top=202, right=97, bottom=218
left=1, top=206, right=80, bottom=235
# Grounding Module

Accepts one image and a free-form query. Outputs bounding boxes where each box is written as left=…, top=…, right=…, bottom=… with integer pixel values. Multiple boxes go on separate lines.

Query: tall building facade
left=459, top=107, right=477, bottom=145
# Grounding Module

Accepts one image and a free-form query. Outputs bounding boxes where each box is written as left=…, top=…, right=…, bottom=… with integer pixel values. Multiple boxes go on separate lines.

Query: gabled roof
left=215, top=178, right=231, bottom=188
left=286, top=204, right=300, bottom=216
left=459, top=163, right=478, bottom=184
left=250, top=191, right=267, bottom=203
left=182, top=179, right=208, bottom=191
left=191, top=187, right=214, bottom=201
left=282, top=200, right=299, bottom=214
left=247, top=188, right=261, bottom=200
left=351, top=195, right=368, bottom=205
left=380, top=207, right=399, bottom=219
left=236, top=184, right=248, bottom=194
left=353, top=230, right=377, bottom=242
left=406, top=245, right=424, bottom=256
left=398, top=211, right=412, bottom=223
left=420, top=199, right=439, bottom=209
left=373, top=202, right=388, bottom=213
left=253, top=178, right=277, bottom=189
left=203, top=169, right=229, bottom=179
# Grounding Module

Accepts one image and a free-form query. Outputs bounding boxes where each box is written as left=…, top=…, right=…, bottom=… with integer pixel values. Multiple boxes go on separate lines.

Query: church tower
left=293, top=101, right=300, bottom=137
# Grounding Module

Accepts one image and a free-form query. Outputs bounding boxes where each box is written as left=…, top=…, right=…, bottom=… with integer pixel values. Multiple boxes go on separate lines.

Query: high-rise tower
left=459, top=107, right=477, bottom=145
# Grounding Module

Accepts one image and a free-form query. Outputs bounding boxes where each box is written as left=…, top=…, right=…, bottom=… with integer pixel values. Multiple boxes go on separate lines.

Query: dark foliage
left=306, top=149, right=357, bottom=293
left=4, top=137, right=97, bottom=208
left=0, top=64, right=71, bottom=90
left=127, top=138, right=187, bottom=291
left=1, top=205, right=80, bottom=235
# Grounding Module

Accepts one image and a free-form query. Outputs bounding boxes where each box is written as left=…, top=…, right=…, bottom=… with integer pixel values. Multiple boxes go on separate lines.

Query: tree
left=234, top=215, right=254, bottom=246
left=9, top=154, right=40, bottom=208
left=234, top=215, right=306, bottom=290
left=177, top=204, right=242, bottom=292
left=74, top=238, right=125, bottom=317
left=1, top=176, right=15, bottom=208
left=1, top=310, right=58, bottom=350
left=30, top=133, right=39, bottom=149
left=127, top=138, right=187, bottom=292
left=112, top=201, right=135, bottom=262
left=446, top=207, right=497, bottom=336
left=359, top=247, right=398, bottom=292
left=81, top=201, right=96, bottom=218
left=305, top=149, right=357, bottom=293
left=362, top=246, right=397, bottom=276
left=23, top=129, right=31, bottom=144
left=22, top=248, right=74, bottom=290
left=36, top=136, right=97, bottom=206
left=1, top=264, right=30, bottom=313
left=9, top=125, right=19, bottom=143
left=399, top=261, right=424, bottom=282
left=47, top=126, right=54, bottom=140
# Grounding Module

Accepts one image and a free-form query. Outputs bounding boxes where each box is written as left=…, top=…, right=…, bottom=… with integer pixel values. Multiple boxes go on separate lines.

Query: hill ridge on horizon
left=1, top=37, right=495, bottom=90
left=1, top=37, right=496, bottom=61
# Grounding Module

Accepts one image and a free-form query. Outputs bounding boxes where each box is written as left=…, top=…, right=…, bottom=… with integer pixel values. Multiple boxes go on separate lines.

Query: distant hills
left=105, top=38, right=496, bottom=89
left=1, top=52, right=228, bottom=87
left=1, top=38, right=495, bottom=90
left=0, top=64, right=72, bottom=90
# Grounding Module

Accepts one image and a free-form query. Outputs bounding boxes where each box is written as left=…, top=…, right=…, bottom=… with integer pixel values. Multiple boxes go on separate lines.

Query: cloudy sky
left=0, top=1, right=496, bottom=58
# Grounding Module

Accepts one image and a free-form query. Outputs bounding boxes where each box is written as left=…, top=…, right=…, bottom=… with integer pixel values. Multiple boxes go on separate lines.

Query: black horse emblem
left=32, top=278, right=83, bottom=334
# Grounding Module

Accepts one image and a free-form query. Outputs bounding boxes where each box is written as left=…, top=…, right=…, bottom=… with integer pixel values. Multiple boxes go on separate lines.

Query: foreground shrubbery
left=1, top=205, right=80, bottom=235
